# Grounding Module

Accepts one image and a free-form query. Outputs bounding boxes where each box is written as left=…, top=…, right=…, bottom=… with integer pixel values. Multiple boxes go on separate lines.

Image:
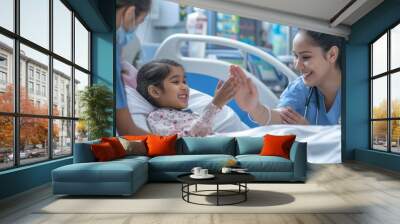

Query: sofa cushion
left=101, top=137, right=127, bottom=158
left=236, top=155, right=293, bottom=172
left=73, top=140, right=101, bottom=163
left=91, top=142, right=118, bottom=161
left=115, top=155, right=150, bottom=164
left=260, top=134, right=296, bottom=159
left=148, top=154, right=235, bottom=172
left=53, top=158, right=148, bottom=183
left=236, top=137, right=263, bottom=155
left=147, top=134, right=177, bottom=157
left=177, top=137, right=235, bottom=155
left=118, top=137, right=147, bottom=156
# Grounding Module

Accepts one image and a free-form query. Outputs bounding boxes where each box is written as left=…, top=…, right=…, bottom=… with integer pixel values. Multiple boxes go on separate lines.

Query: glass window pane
left=0, top=35, right=14, bottom=113
left=391, top=24, right=400, bottom=70
left=372, top=33, right=387, bottom=76
left=372, top=121, right=388, bottom=151
left=53, top=0, right=72, bottom=60
left=20, top=0, right=49, bottom=49
left=391, top=72, right=400, bottom=118
left=372, top=77, right=387, bottom=119
left=20, top=44, right=49, bottom=115
left=53, top=59, right=72, bottom=117
left=74, top=69, right=89, bottom=118
left=75, top=120, right=88, bottom=143
left=20, top=117, right=49, bottom=165
left=0, top=116, right=14, bottom=170
left=391, top=120, right=400, bottom=153
left=53, top=119, right=72, bottom=158
left=74, top=18, right=89, bottom=70
left=0, top=0, right=14, bottom=31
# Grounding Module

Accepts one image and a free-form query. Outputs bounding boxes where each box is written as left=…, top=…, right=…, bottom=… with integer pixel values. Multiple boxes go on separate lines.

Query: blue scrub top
left=116, top=45, right=127, bottom=109
left=277, top=77, right=341, bottom=125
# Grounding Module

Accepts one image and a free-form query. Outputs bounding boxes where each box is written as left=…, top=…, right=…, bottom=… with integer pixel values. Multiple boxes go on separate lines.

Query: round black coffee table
left=177, top=173, right=255, bottom=206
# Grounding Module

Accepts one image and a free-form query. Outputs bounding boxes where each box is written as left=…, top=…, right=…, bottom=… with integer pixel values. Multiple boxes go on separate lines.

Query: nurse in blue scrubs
left=115, top=0, right=151, bottom=135
left=233, top=30, right=343, bottom=125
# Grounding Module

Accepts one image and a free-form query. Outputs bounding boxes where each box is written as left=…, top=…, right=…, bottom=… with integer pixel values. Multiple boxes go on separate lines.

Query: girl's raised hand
left=212, top=75, right=238, bottom=108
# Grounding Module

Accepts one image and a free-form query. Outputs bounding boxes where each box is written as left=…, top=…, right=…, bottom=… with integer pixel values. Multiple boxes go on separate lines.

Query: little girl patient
left=136, top=59, right=239, bottom=137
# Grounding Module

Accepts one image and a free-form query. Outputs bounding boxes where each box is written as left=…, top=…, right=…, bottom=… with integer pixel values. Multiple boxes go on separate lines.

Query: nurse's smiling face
left=292, top=31, right=339, bottom=87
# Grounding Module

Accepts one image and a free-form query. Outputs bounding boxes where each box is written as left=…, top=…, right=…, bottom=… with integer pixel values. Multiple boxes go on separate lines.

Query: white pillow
left=125, top=86, right=249, bottom=133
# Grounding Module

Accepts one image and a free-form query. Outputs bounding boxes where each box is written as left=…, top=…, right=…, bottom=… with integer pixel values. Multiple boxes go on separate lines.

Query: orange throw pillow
left=101, top=137, right=126, bottom=158
left=91, top=142, right=117, bottom=161
left=123, top=135, right=148, bottom=141
left=260, top=134, right=296, bottom=159
left=146, top=134, right=177, bottom=157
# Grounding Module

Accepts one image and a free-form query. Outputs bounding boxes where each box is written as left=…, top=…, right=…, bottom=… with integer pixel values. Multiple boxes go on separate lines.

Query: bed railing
left=154, top=34, right=298, bottom=107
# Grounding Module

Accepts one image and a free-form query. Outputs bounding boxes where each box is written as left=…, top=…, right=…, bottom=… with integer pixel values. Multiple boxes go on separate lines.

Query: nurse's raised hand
left=230, top=65, right=259, bottom=113
left=279, top=107, right=309, bottom=125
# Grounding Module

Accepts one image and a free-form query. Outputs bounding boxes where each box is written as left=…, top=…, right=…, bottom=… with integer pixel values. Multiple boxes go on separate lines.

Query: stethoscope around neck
left=304, top=87, right=320, bottom=125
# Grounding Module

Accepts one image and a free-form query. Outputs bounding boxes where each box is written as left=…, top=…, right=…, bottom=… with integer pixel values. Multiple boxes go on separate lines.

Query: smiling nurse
left=233, top=30, right=344, bottom=125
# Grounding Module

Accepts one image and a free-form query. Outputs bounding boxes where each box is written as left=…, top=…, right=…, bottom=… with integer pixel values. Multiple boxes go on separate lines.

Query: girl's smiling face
left=151, top=66, right=189, bottom=110
left=292, top=31, right=339, bottom=87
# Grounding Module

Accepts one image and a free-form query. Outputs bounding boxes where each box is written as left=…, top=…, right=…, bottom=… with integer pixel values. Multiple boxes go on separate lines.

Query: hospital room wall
left=345, top=0, right=400, bottom=171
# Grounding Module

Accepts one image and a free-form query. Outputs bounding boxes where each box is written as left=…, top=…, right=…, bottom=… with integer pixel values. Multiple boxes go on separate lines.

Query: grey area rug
left=38, top=183, right=362, bottom=214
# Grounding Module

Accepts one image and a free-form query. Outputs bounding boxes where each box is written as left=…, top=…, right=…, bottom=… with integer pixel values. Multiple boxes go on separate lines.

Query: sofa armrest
left=73, top=140, right=100, bottom=163
left=289, top=141, right=307, bottom=181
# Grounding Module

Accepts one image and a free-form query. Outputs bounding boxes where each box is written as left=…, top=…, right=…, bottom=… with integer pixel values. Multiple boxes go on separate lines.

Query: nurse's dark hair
left=116, top=0, right=152, bottom=16
left=300, top=29, right=345, bottom=71
left=136, top=59, right=184, bottom=107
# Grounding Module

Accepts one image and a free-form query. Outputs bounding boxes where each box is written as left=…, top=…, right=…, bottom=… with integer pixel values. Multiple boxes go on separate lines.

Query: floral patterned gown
left=147, top=103, right=221, bottom=137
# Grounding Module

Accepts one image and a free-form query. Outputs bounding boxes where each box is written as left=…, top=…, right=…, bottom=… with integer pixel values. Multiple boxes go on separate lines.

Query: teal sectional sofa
left=52, top=136, right=307, bottom=196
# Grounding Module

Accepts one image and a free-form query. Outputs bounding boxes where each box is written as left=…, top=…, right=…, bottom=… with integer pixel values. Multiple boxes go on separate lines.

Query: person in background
left=115, top=0, right=151, bottom=135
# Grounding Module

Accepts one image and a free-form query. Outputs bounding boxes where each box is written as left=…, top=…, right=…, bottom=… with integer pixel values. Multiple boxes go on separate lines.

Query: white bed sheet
left=214, top=125, right=342, bottom=164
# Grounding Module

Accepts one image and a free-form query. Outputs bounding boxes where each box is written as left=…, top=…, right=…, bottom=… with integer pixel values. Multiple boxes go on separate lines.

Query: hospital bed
left=127, top=33, right=298, bottom=132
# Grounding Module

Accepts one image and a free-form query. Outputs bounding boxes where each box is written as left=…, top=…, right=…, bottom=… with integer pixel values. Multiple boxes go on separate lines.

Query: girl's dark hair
left=300, top=29, right=345, bottom=71
left=136, top=59, right=184, bottom=107
left=116, top=0, right=152, bottom=16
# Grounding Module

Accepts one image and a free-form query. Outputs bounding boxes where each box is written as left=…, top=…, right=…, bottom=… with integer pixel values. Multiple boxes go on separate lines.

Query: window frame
left=0, top=0, right=92, bottom=171
left=370, top=20, right=400, bottom=154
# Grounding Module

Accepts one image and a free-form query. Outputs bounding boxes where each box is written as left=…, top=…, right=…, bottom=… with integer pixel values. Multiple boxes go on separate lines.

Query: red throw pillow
left=146, top=134, right=177, bottom=157
left=101, top=137, right=126, bottom=158
left=260, top=134, right=296, bottom=159
left=91, top=142, right=117, bottom=161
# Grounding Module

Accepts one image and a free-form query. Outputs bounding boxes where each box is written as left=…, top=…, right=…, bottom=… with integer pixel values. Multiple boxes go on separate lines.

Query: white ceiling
left=168, top=0, right=384, bottom=38
left=226, top=0, right=352, bottom=22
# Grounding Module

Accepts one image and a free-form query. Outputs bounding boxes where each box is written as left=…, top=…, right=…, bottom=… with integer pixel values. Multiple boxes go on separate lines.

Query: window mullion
left=48, top=0, right=54, bottom=160
left=71, top=11, right=76, bottom=154
left=13, top=0, right=20, bottom=167
left=370, top=45, right=373, bottom=149
left=387, top=29, right=391, bottom=153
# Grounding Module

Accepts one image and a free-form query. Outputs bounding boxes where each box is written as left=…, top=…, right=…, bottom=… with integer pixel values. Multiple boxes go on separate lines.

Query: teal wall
left=92, top=32, right=114, bottom=136
left=0, top=0, right=115, bottom=200
left=345, top=0, right=400, bottom=171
